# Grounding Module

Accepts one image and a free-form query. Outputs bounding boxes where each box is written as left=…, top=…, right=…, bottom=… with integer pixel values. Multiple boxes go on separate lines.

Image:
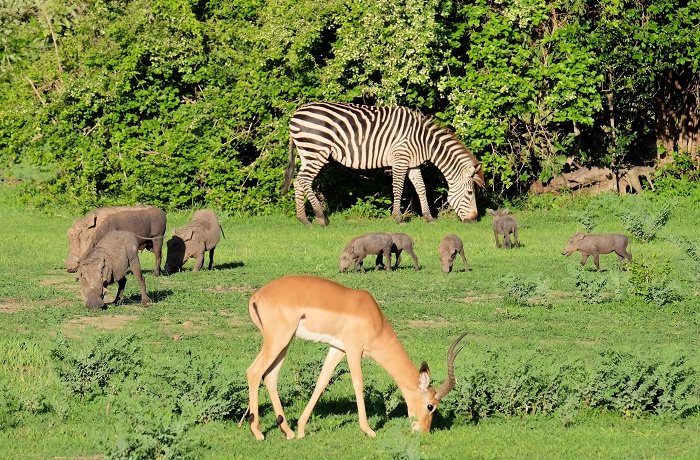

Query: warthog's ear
left=575, top=233, right=585, bottom=241
left=183, top=229, right=195, bottom=241
left=487, top=209, right=495, bottom=216
left=418, top=361, right=431, bottom=393
left=500, top=209, right=510, bottom=216
left=172, top=228, right=177, bottom=236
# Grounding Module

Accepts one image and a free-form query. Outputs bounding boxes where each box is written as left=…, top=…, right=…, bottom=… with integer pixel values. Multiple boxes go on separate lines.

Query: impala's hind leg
left=246, top=335, right=295, bottom=440
left=262, top=346, right=295, bottom=439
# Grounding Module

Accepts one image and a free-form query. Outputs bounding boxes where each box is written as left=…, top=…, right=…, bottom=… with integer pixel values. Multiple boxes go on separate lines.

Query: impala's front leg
left=297, top=347, right=346, bottom=438
left=346, top=349, right=376, bottom=437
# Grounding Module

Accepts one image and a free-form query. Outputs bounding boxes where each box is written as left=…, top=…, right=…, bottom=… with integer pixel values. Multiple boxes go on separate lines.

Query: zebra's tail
left=281, top=136, right=297, bottom=194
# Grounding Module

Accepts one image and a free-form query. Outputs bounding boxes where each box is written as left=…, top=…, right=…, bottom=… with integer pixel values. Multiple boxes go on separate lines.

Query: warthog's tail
left=281, top=136, right=296, bottom=195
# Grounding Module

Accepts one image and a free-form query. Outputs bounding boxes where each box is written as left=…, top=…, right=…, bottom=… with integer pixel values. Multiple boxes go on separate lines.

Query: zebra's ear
left=472, top=163, right=482, bottom=175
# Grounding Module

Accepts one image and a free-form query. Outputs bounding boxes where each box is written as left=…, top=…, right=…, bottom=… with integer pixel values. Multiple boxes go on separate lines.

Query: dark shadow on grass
left=162, top=261, right=245, bottom=275
left=111, top=288, right=174, bottom=307
left=215, top=261, right=245, bottom=270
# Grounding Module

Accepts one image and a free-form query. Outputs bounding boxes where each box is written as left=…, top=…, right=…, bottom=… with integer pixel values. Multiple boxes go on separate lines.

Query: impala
left=244, top=275, right=467, bottom=440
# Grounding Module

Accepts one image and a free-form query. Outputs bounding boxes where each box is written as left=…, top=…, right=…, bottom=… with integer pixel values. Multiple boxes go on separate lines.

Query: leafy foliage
left=1, top=0, right=699, bottom=211
left=445, top=350, right=700, bottom=423
left=627, top=255, right=679, bottom=307
left=50, top=334, right=142, bottom=401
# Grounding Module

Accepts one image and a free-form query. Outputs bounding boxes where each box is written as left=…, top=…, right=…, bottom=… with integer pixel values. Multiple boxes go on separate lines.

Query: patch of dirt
left=205, top=285, right=256, bottom=294
left=63, top=314, right=139, bottom=337
left=408, top=319, right=452, bottom=329
left=0, top=297, right=23, bottom=313
left=459, top=293, right=502, bottom=303
left=1, top=297, right=75, bottom=313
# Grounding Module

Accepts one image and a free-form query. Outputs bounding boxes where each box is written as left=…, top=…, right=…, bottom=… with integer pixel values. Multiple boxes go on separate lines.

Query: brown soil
left=205, top=285, right=256, bottom=294
left=63, top=314, right=139, bottom=337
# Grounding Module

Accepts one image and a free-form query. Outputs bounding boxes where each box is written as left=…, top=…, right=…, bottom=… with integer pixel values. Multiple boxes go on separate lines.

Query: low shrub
left=627, top=255, right=679, bottom=307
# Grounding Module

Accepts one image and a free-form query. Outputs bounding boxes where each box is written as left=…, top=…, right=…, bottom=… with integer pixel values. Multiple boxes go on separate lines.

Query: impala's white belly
left=295, top=321, right=345, bottom=351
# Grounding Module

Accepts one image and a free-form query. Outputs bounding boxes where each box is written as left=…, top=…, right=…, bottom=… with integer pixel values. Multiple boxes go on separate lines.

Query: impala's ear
left=418, top=361, right=431, bottom=392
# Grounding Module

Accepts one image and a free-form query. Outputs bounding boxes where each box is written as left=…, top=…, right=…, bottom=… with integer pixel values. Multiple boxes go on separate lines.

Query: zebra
left=282, top=101, right=484, bottom=226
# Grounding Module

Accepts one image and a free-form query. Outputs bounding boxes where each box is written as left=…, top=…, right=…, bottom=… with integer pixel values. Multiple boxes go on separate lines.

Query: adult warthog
left=65, top=205, right=166, bottom=276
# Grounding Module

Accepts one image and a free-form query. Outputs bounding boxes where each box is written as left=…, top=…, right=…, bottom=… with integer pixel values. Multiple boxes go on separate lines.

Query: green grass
left=1, top=186, right=699, bottom=459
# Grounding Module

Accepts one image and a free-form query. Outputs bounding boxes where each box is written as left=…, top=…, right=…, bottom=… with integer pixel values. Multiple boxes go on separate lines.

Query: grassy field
left=1, top=186, right=699, bottom=459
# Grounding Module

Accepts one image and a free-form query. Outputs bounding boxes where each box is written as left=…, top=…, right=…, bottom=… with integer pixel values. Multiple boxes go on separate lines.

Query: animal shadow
left=215, top=261, right=245, bottom=270
left=112, top=288, right=174, bottom=307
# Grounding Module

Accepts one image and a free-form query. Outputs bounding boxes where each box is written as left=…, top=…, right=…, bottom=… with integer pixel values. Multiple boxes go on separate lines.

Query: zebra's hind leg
left=295, top=168, right=328, bottom=226
left=293, top=183, right=313, bottom=226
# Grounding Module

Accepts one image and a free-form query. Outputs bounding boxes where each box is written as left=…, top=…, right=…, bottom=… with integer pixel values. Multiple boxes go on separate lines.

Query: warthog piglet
left=375, top=232, right=420, bottom=271
left=339, top=232, right=393, bottom=273
left=487, top=208, right=519, bottom=249
left=438, top=234, right=469, bottom=274
left=165, top=210, right=224, bottom=274
left=78, top=231, right=151, bottom=310
left=562, top=232, right=632, bottom=271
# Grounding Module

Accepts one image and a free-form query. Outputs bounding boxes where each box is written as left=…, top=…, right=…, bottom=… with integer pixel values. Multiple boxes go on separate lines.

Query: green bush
left=444, top=350, right=700, bottom=423
left=50, top=334, right=142, bottom=401
left=627, top=255, right=679, bottom=307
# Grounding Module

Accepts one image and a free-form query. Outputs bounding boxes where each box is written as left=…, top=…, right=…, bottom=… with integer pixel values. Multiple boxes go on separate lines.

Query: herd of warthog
left=339, top=208, right=632, bottom=275
left=66, top=205, right=631, bottom=309
left=65, top=205, right=224, bottom=310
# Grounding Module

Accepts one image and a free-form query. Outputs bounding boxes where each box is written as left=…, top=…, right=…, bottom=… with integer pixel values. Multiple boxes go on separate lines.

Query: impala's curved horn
left=434, top=332, right=468, bottom=401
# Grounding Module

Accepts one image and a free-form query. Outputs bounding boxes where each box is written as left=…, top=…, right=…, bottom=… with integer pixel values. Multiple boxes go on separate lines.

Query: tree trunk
left=655, top=69, right=700, bottom=161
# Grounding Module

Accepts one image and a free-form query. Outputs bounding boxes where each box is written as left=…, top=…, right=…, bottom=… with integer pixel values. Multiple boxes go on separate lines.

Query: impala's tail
left=281, top=136, right=296, bottom=195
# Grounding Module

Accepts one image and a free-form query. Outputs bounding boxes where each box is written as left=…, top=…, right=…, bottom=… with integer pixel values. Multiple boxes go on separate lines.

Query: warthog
left=487, top=208, right=519, bottom=248
left=339, top=232, right=393, bottom=273
left=78, top=231, right=150, bottom=310
left=66, top=205, right=166, bottom=276
left=164, top=210, right=224, bottom=274
left=562, top=233, right=632, bottom=271
left=438, top=234, right=469, bottom=274
left=375, top=232, right=419, bottom=271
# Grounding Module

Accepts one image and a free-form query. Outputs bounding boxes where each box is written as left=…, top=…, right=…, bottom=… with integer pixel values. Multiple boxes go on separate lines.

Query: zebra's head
left=446, top=163, right=483, bottom=222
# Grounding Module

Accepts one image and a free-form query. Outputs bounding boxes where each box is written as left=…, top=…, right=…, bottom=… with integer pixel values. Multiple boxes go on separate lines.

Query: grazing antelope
left=244, top=275, right=466, bottom=440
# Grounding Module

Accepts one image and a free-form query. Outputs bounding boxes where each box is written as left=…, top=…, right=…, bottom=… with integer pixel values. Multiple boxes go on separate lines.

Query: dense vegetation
left=1, top=187, right=699, bottom=458
left=1, top=0, right=699, bottom=214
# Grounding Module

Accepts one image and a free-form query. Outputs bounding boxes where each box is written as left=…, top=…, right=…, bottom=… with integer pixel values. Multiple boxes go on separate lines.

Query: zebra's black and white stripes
left=282, top=101, right=484, bottom=226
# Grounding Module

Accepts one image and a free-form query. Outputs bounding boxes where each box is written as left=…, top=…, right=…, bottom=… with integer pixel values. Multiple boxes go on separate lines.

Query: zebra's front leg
left=391, top=163, right=409, bottom=224
left=407, top=168, right=435, bottom=223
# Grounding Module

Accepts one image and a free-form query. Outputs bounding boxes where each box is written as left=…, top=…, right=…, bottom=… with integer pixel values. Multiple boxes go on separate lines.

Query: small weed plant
left=627, top=255, right=678, bottom=306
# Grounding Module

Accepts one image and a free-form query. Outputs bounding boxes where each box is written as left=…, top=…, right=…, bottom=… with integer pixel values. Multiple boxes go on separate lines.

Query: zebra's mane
left=417, top=110, right=485, bottom=188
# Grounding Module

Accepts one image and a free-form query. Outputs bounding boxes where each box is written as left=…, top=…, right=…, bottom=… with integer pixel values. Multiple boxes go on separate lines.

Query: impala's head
left=446, top=163, right=484, bottom=223
left=410, top=333, right=468, bottom=432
